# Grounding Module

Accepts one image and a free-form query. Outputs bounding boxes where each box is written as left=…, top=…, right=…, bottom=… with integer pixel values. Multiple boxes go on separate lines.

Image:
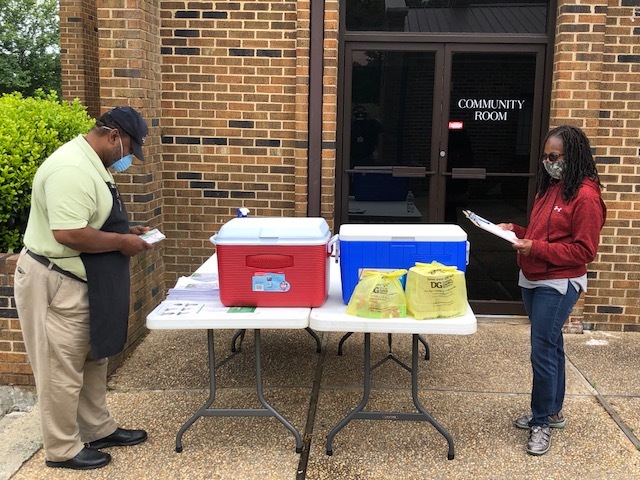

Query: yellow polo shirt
left=23, top=135, right=116, bottom=280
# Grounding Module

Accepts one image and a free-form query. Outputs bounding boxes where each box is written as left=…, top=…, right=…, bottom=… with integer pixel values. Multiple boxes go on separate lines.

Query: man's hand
left=119, top=233, right=154, bottom=256
left=53, top=226, right=153, bottom=257
left=130, top=225, right=150, bottom=235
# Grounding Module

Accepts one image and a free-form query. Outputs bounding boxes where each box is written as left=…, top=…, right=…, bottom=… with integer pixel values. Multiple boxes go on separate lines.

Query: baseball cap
left=104, top=106, right=149, bottom=160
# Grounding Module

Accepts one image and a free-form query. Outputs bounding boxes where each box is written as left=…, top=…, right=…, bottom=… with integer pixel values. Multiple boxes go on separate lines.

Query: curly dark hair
left=537, top=125, right=602, bottom=202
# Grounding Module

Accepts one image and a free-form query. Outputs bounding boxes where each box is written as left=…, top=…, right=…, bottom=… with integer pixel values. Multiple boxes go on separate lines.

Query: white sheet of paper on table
left=154, top=301, right=228, bottom=317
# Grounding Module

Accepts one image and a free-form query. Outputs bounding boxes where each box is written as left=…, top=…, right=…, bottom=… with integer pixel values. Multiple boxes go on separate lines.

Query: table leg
left=175, top=329, right=303, bottom=454
left=326, top=332, right=373, bottom=455
left=324, top=333, right=454, bottom=459
left=411, top=334, right=454, bottom=460
left=418, top=334, right=430, bottom=360
left=305, top=327, right=322, bottom=353
left=370, top=333, right=411, bottom=373
left=337, top=332, right=354, bottom=355
left=176, top=329, right=217, bottom=453
left=337, top=331, right=429, bottom=360
left=254, top=330, right=303, bottom=453
left=231, top=329, right=246, bottom=352
left=234, top=328, right=320, bottom=353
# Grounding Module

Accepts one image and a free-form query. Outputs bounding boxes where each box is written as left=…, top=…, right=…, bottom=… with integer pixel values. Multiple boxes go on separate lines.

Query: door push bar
left=450, top=168, right=487, bottom=179
left=344, top=166, right=431, bottom=177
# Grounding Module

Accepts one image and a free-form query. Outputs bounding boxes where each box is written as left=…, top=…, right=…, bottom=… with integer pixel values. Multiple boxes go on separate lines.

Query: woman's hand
left=497, top=223, right=514, bottom=231
left=512, top=238, right=532, bottom=256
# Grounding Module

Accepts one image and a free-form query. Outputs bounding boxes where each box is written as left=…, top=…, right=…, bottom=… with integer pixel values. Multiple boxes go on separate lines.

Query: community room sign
left=456, top=98, right=526, bottom=121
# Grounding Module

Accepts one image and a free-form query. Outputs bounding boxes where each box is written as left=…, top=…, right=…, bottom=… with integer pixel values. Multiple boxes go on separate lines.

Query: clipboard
left=462, top=210, right=518, bottom=244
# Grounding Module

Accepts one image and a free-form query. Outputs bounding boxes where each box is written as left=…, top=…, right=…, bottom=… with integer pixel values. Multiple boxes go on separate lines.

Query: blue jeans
left=521, top=284, right=580, bottom=426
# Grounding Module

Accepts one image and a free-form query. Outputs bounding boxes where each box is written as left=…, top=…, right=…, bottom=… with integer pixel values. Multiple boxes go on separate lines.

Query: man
left=14, top=106, right=153, bottom=470
left=350, top=105, right=383, bottom=167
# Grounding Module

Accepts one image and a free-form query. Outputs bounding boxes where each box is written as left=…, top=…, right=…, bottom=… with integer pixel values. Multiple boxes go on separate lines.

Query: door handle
left=451, top=168, right=487, bottom=179
left=392, top=166, right=429, bottom=177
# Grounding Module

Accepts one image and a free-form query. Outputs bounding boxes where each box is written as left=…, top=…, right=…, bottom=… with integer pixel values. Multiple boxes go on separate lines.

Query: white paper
left=154, top=300, right=227, bottom=317
left=462, top=210, right=518, bottom=244
left=140, top=228, right=166, bottom=244
left=167, top=273, right=219, bottom=300
left=174, top=273, right=219, bottom=290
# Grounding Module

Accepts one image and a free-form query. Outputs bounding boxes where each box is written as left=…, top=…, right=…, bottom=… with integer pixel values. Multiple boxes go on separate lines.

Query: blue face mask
left=111, top=154, right=133, bottom=172
left=110, top=135, right=133, bottom=172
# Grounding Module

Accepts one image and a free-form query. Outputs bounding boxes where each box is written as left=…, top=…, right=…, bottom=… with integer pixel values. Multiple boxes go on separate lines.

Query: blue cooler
left=338, top=224, right=469, bottom=304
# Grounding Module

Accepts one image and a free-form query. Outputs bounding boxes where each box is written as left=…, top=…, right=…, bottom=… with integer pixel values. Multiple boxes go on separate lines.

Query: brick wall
left=158, top=0, right=323, bottom=279
left=60, top=0, right=101, bottom=118
left=552, top=1, right=640, bottom=332
left=0, top=255, right=32, bottom=386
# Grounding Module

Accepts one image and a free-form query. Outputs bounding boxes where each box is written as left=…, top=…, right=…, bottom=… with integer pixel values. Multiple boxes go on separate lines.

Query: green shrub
left=0, top=91, right=94, bottom=252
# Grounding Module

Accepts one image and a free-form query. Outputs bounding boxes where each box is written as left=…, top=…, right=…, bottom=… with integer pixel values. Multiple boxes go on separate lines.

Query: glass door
left=340, top=45, right=443, bottom=225
left=338, top=44, right=545, bottom=314
left=441, top=47, right=544, bottom=313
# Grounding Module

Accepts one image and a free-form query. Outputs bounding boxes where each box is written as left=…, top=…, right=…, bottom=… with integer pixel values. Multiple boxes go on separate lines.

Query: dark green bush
left=0, top=91, right=94, bottom=252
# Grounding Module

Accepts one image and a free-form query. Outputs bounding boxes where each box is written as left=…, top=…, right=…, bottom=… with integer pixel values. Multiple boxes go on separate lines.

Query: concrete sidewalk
left=3, top=320, right=640, bottom=479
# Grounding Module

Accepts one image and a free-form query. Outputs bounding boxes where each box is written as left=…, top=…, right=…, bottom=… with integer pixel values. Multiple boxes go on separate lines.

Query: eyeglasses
left=102, top=126, right=134, bottom=156
left=541, top=152, right=564, bottom=162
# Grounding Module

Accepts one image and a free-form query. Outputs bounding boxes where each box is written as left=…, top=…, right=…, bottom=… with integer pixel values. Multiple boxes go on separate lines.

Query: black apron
left=80, top=183, right=131, bottom=359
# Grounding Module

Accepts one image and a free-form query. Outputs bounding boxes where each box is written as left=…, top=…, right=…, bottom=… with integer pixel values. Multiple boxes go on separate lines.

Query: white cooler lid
left=339, top=223, right=467, bottom=242
left=211, top=217, right=331, bottom=245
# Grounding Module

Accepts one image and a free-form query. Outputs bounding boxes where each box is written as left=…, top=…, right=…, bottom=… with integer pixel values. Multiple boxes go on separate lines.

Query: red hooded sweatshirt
left=511, top=178, right=606, bottom=281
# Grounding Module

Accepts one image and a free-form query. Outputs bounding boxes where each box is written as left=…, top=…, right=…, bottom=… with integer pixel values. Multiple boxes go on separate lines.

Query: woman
left=499, top=125, right=606, bottom=456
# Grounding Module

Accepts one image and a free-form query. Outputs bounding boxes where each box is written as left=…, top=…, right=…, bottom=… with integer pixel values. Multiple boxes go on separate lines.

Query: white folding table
left=146, top=255, right=311, bottom=453
left=309, top=261, right=477, bottom=459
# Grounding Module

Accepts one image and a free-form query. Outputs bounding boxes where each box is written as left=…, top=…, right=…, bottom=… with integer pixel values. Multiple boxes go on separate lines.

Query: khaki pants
left=14, top=251, right=117, bottom=461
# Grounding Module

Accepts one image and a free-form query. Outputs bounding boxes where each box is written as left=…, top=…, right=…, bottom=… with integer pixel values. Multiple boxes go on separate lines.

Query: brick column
left=551, top=1, right=606, bottom=332
left=59, top=0, right=101, bottom=118
left=97, top=0, right=165, bottom=367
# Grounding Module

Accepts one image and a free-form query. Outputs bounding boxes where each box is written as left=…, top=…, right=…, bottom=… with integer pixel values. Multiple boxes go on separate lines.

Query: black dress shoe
left=87, top=427, right=148, bottom=449
left=45, top=447, right=111, bottom=470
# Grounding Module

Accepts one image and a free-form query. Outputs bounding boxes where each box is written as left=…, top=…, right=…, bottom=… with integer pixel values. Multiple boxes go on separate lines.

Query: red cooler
left=210, top=217, right=336, bottom=307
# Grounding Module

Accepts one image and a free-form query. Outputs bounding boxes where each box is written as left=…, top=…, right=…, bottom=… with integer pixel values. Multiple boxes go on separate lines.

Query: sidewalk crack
left=566, top=355, right=640, bottom=450
left=296, top=331, right=329, bottom=479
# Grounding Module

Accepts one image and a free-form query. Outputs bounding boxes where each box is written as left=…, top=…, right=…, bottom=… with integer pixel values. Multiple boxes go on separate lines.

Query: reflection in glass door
left=345, top=49, right=439, bottom=225
left=340, top=46, right=544, bottom=313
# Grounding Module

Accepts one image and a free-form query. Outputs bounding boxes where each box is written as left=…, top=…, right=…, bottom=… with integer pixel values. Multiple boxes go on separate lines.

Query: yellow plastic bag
left=346, top=269, right=408, bottom=318
left=406, top=261, right=467, bottom=319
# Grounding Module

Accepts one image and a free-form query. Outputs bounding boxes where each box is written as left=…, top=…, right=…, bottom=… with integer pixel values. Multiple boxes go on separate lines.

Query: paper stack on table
left=166, top=272, right=219, bottom=300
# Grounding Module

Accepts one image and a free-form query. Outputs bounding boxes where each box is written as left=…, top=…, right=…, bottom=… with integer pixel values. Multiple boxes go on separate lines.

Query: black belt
left=25, top=250, right=87, bottom=283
